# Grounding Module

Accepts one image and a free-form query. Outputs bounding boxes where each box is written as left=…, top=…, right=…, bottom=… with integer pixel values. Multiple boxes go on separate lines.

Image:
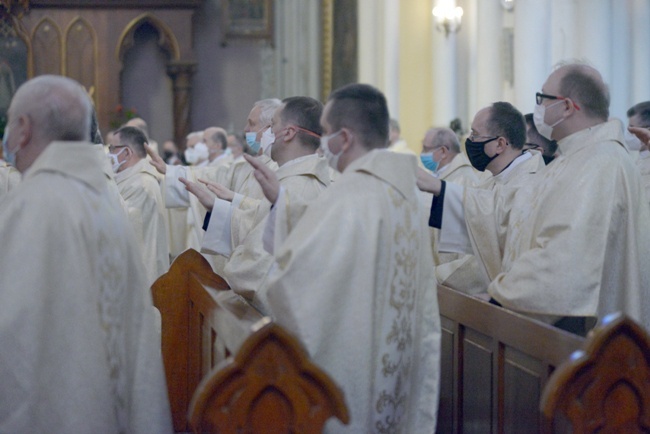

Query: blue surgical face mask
left=420, top=152, right=438, bottom=172
left=2, top=125, right=15, bottom=167
left=245, top=132, right=260, bottom=154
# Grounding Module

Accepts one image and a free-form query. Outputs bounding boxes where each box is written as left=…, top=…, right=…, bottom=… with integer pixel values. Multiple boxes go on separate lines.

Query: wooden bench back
left=437, top=284, right=585, bottom=433
left=152, top=249, right=233, bottom=431
left=540, top=313, right=650, bottom=433
left=189, top=319, right=350, bottom=434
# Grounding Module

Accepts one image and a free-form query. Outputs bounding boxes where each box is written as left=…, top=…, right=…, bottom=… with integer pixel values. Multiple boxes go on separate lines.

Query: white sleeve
left=200, top=198, right=234, bottom=257
left=438, top=182, right=473, bottom=254
left=164, top=165, right=190, bottom=208
left=262, top=186, right=285, bottom=254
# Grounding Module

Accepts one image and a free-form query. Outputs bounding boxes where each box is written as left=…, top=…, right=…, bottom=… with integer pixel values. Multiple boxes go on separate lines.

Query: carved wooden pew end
left=540, top=313, right=650, bottom=433
left=188, top=318, right=350, bottom=434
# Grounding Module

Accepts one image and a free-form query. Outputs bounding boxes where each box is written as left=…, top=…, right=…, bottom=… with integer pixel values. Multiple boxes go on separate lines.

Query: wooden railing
left=437, top=284, right=585, bottom=434
left=153, top=251, right=650, bottom=433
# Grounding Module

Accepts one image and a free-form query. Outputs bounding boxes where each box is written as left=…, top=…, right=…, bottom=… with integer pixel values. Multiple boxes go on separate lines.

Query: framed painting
left=222, top=0, right=273, bottom=45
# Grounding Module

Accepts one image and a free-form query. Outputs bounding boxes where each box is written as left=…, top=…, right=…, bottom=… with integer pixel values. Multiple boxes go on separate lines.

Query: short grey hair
left=255, top=98, right=282, bottom=127
left=429, top=127, right=460, bottom=153
left=10, top=75, right=91, bottom=143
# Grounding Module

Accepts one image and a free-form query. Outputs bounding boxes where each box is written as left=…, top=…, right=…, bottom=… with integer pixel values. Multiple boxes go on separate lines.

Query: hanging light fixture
left=432, top=0, right=463, bottom=37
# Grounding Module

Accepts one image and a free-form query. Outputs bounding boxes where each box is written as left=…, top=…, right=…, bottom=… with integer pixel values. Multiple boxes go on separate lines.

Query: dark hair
left=558, top=66, right=610, bottom=121
left=210, top=129, right=228, bottom=150
left=487, top=102, right=526, bottom=150
left=327, top=83, right=389, bottom=149
left=116, top=125, right=147, bottom=158
left=524, top=113, right=558, bottom=156
left=627, top=101, right=650, bottom=127
left=90, top=107, right=102, bottom=145
left=281, top=96, right=323, bottom=150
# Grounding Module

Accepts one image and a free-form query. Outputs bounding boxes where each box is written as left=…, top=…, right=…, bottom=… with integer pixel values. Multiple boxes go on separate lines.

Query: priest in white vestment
left=432, top=105, right=545, bottom=295
left=254, top=84, right=440, bottom=433
left=185, top=97, right=331, bottom=300
left=150, top=100, right=281, bottom=268
left=110, top=126, right=170, bottom=286
left=0, top=75, right=172, bottom=434
left=420, top=64, right=650, bottom=333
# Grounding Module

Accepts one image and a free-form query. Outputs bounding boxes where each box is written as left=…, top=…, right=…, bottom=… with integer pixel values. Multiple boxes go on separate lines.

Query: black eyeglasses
left=536, top=92, right=581, bottom=111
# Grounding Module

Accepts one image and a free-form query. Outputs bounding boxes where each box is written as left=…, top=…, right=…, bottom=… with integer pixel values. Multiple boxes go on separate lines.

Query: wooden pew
left=437, top=284, right=585, bottom=434
left=541, top=313, right=650, bottom=433
left=152, top=249, right=262, bottom=432
left=188, top=319, right=350, bottom=433
left=153, top=249, right=349, bottom=433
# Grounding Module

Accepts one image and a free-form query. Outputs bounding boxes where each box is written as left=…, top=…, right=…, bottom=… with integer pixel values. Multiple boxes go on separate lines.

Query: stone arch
left=116, top=14, right=180, bottom=64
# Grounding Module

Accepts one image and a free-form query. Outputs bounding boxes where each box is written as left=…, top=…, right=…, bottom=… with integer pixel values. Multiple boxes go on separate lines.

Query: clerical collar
left=496, top=151, right=532, bottom=180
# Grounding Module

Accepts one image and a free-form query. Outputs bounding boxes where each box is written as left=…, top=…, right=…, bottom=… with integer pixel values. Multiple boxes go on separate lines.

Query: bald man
left=0, top=75, right=172, bottom=433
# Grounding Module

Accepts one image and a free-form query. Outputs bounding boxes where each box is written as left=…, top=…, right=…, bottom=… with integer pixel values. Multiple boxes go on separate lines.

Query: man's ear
left=284, top=126, right=297, bottom=142
left=15, top=114, right=32, bottom=150
left=496, top=136, right=509, bottom=153
left=339, top=127, right=353, bottom=152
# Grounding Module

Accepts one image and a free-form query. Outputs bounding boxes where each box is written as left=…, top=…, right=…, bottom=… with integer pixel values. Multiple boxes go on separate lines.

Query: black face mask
left=465, top=137, right=498, bottom=172
left=542, top=154, right=555, bottom=165
left=163, top=150, right=174, bottom=161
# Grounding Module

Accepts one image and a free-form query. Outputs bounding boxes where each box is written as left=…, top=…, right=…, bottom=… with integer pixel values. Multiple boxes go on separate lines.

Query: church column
left=513, top=0, right=549, bottom=114
left=358, top=0, right=400, bottom=117
left=166, top=61, right=196, bottom=150
left=269, top=0, right=320, bottom=99
left=431, top=0, right=461, bottom=126
left=576, top=0, right=611, bottom=83
left=474, top=0, right=502, bottom=109
left=631, top=0, right=650, bottom=102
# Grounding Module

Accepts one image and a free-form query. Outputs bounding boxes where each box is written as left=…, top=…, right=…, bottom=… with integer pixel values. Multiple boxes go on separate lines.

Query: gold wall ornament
left=0, top=0, right=30, bottom=19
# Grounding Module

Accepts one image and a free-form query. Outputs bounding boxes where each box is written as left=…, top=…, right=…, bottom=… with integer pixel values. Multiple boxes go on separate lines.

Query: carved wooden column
left=167, top=60, right=196, bottom=150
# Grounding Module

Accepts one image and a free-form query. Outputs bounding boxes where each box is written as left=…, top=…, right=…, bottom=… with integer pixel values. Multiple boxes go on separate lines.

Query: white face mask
left=2, top=125, right=15, bottom=167
left=260, top=128, right=275, bottom=157
left=109, top=147, right=127, bottom=173
left=195, top=142, right=209, bottom=160
left=321, top=130, right=343, bottom=171
left=624, top=129, right=644, bottom=151
left=533, top=100, right=565, bottom=141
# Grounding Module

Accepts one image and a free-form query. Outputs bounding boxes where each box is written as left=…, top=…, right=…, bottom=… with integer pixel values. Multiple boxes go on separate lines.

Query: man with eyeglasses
left=418, top=62, right=650, bottom=335
left=110, top=125, right=169, bottom=287
left=466, top=101, right=544, bottom=188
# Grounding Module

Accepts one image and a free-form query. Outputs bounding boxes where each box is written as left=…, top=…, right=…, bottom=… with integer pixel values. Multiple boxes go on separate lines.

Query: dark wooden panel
left=503, top=347, right=543, bottom=434
left=438, top=316, right=456, bottom=434
left=463, top=328, right=494, bottom=434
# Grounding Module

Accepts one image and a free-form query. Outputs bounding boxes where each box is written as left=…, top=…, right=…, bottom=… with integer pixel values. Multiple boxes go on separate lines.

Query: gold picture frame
left=222, top=0, right=273, bottom=46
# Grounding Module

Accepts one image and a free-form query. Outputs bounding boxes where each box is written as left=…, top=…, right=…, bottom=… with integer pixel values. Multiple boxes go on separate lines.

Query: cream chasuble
left=637, top=150, right=650, bottom=206
left=442, top=120, right=650, bottom=328
left=0, top=162, right=20, bottom=200
left=257, top=150, right=440, bottom=433
left=221, top=154, right=330, bottom=300
left=199, top=154, right=278, bottom=261
left=115, top=158, right=170, bottom=286
left=0, top=142, right=172, bottom=434
left=436, top=151, right=544, bottom=294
